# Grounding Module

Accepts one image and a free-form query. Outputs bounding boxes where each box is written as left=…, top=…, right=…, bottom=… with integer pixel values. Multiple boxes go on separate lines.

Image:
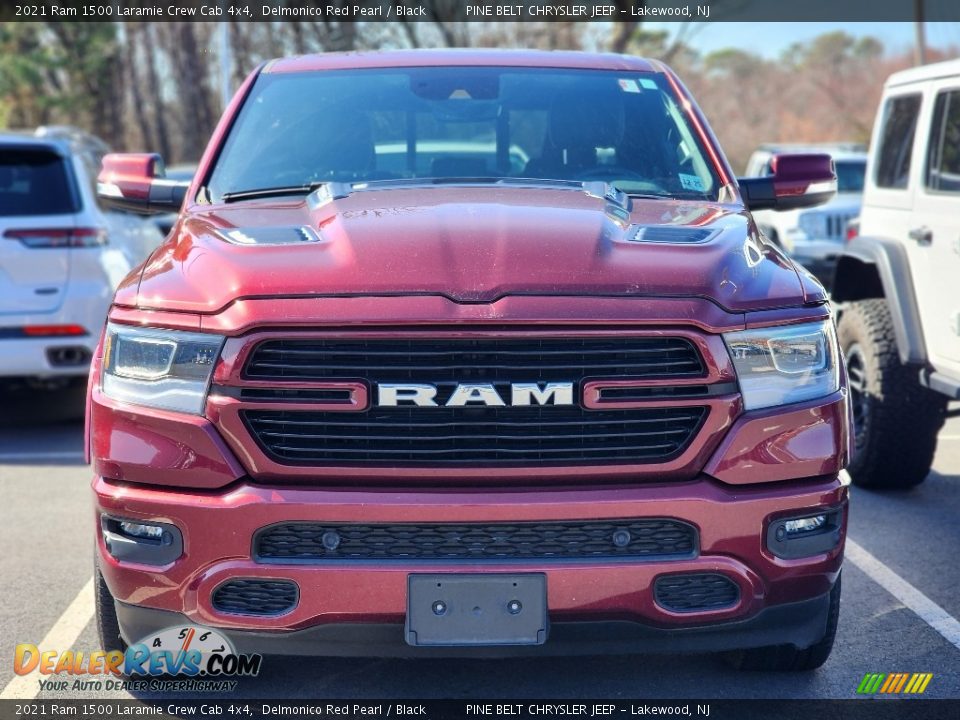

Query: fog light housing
left=101, top=516, right=183, bottom=566
left=767, top=508, right=843, bottom=560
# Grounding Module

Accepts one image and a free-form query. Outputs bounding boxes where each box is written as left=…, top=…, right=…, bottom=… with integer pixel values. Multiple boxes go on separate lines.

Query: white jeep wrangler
left=833, top=58, right=960, bottom=489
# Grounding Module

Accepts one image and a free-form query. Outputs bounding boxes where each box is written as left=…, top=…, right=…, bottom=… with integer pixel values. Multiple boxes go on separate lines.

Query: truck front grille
left=244, top=336, right=704, bottom=382
left=244, top=405, right=706, bottom=465
left=240, top=336, right=707, bottom=467
left=255, top=519, right=698, bottom=562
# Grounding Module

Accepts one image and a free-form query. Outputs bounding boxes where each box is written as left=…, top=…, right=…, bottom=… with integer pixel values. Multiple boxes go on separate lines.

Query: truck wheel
left=727, top=574, right=841, bottom=672
left=95, top=558, right=127, bottom=653
left=838, top=299, right=946, bottom=489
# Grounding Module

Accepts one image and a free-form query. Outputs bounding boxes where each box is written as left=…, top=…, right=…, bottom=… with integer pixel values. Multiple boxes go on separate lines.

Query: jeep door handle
left=908, top=226, right=933, bottom=245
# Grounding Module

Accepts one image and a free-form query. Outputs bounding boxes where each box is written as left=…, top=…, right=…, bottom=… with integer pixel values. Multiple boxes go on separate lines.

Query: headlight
left=101, top=323, right=224, bottom=414
left=723, top=320, right=840, bottom=410
left=797, top=211, right=828, bottom=239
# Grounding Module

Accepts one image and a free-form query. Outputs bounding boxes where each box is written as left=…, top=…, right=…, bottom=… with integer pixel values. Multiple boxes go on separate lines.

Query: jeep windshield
left=206, top=67, right=722, bottom=202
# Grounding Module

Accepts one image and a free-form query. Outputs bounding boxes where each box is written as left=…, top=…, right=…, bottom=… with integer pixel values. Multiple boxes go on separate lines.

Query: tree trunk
left=124, top=23, right=154, bottom=151
left=141, top=24, right=171, bottom=160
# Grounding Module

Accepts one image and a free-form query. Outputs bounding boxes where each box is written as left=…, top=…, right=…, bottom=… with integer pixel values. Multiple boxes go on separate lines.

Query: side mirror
left=738, top=154, right=837, bottom=212
left=97, top=153, right=190, bottom=214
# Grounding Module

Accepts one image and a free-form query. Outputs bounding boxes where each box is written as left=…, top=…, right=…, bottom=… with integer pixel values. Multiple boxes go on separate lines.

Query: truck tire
left=838, top=299, right=946, bottom=489
left=95, top=558, right=127, bottom=654
left=728, top=574, right=841, bottom=672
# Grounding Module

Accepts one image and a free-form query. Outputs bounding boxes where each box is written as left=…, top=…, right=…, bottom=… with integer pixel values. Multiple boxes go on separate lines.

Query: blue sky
left=648, top=22, right=960, bottom=58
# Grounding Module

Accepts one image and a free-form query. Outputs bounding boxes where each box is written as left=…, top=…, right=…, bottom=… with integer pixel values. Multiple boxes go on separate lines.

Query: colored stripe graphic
left=857, top=672, right=932, bottom=694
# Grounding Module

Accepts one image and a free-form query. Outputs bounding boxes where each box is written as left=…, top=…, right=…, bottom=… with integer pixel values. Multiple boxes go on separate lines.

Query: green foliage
left=0, top=21, right=118, bottom=128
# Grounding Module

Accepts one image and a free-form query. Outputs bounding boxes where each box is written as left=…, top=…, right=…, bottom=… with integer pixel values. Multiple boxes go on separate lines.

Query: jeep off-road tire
left=95, top=558, right=127, bottom=654
left=727, top=574, right=841, bottom=672
left=838, top=299, right=946, bottom=489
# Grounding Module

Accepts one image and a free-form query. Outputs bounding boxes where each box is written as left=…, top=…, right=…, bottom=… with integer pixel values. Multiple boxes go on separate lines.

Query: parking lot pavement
left=1, top=387, right=959, bottom=701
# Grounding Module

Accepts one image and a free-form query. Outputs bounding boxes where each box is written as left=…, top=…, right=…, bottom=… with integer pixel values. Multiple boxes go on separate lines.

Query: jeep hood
left=128, top=186, right=815, bottom=315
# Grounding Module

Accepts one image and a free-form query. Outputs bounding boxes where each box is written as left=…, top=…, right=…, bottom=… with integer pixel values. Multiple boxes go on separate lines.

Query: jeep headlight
left=723, top=320, right=840, bottom=410
left=101, top=323, right=224, bottom=414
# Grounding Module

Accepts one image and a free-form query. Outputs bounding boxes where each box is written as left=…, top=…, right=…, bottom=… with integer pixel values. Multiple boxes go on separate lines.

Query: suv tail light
left=3, top=227, right=107, bottom=248
left=25, top=325, right=87, bottom=337
left=844, top=220, right=859, bottom=243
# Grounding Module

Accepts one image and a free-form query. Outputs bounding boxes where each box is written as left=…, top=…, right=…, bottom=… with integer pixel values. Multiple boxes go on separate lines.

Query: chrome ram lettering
left=377, top=382, right=575, bottom=407
left=511, top=382, right=574, bottom=406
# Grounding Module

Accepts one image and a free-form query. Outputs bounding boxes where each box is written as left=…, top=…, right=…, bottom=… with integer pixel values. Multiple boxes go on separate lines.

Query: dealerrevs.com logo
left=14, top=626, right=262, bottom=692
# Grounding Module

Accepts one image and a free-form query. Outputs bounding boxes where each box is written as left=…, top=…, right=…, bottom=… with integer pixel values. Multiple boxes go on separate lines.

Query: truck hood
left=129, top=185, right=813, bottom=315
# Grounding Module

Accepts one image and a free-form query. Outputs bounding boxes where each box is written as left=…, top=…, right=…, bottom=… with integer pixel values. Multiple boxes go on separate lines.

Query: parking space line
left=0, top=577, right=94, bottom=700
left=846, top=538, right=960, bottom=652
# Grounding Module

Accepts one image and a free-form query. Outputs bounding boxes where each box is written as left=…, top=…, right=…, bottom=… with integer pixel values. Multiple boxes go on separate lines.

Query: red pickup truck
left=90, top=50, right=849, bottom=671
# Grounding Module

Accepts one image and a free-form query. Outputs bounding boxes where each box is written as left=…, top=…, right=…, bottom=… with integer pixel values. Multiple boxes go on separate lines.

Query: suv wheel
left=838, top=299, right=946, bottom=489
left=727, top=574, right=841, bottom=671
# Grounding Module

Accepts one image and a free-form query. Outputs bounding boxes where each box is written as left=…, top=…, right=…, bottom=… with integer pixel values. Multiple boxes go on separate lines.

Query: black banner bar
left=3, top=0, right=960, bottom=23
left=2, top=699, right=960, bottom=720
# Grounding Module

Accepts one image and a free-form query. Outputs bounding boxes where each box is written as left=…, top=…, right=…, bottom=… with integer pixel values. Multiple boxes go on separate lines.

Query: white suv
left=745, top=143, right=866, bottom=287
left=833, top=58, right=960, bottom=488
left=0, top=127, right=163, bottom=389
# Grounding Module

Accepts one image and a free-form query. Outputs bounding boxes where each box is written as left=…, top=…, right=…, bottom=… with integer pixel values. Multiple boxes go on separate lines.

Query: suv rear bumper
left=94, top=473, right=847, bottom=655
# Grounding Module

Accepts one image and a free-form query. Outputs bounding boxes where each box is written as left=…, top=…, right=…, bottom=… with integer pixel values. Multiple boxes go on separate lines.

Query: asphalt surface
left=1, top=386, right=959, bottom=705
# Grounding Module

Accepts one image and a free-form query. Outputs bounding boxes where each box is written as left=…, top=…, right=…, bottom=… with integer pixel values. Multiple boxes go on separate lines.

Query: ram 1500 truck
left=89, top=50, right=850, bottom=671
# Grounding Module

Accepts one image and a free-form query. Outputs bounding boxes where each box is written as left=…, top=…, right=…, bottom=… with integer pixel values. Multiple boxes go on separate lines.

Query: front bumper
left=114, top=589, right=834, bottom=657
left=94, top=473, right=847, bottom=655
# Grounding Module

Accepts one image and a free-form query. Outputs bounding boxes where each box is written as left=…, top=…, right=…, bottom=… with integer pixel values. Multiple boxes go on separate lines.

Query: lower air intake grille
left=211, top=579, right=298, bottom=616
left=654, top=573, right=740, bottom=613
left=255, top=519, right=698, bottom=562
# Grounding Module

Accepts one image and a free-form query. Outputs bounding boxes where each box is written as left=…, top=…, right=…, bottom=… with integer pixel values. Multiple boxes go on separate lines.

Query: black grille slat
left=249, top=360, right=702, bottom=373
left=241, top=336, right=707, bottom=466
left=246, top=413, right=704, bottom=428
left=244, top=406, right=706, bottom=465
left=211, top=579, right=298, bottom=616
left=654, top=574, right=740, bottom=612
left=267, top=444, right=678, bottom=456
left=254, top=346, right=691, bottom=357
left=254, top=427, right=693, bottom=441
left=256, top=519, right=697, bottom=562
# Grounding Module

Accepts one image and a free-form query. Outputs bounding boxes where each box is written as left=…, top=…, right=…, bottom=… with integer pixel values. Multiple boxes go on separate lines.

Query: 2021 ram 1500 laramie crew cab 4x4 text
left=89, top=50, right=849, bottom=671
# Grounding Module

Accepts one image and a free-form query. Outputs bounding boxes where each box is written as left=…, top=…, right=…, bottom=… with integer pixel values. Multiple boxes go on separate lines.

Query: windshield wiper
left=221, top=182, right=327, bottom=203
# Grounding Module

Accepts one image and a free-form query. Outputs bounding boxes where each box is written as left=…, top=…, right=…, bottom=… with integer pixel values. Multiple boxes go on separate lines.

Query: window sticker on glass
left=679, top=173, right=705, bottom=192
left=638, top=78, right=658, bottom=90
left=618, top=78, right=640, bottom=93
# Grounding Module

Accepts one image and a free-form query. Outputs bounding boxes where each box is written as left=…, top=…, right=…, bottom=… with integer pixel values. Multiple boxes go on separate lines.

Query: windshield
left=206, top=67, right=722, bottom=202
left=835, top=160, right=866, bottom=193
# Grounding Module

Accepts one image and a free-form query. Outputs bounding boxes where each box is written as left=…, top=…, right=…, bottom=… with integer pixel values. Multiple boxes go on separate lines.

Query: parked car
left=745, top=143, right=867, bottom=288
left=833, top=58, right=960, bottom=489
left=0, top=127, right=163, bottom=390
left=90, top=50, right=848, bottom=672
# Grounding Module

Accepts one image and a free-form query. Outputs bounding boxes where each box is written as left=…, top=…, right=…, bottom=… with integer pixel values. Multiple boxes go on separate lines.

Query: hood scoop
left=216, top=226, right=321, bottom=246
left=627, top=225, right=719, bottom=244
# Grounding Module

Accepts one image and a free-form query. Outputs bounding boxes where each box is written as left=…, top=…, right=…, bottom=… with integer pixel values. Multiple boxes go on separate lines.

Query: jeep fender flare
left=832, top=236, right=927, bottom=366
